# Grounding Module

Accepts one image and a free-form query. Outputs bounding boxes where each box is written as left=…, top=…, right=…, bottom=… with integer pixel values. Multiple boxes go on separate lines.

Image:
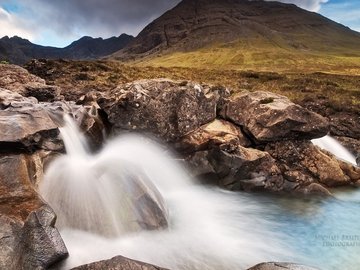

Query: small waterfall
left=312, top=135, right=357, bottom=166
left=40, top=114, right=293, bottom=269
left=40, top=115, right=169, bottom=236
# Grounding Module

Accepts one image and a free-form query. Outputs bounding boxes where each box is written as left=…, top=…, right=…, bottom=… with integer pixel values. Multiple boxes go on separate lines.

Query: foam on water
left=40, top=116, right=360, bottom=270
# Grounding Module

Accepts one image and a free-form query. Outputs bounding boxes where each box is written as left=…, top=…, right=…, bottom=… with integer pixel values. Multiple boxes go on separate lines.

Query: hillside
left=0, top=34, right=134, bottom=65
left=110, top=0, right=360, bottom=73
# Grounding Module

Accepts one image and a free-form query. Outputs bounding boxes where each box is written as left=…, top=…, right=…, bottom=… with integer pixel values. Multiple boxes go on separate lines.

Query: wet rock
left=0, top=154, right=68, bottom=270
left=248, top=262, right=320, bottom=270
left=207, top=144, right=283, bottom=191
left=99, top=79, right=217, bottom=142
left=71, top=255, right=167, bottom=270
left=265, top=140, right=356, bottom=190
left=176, top=119, right=251, bottom=153
left=221, top=91, right=329, bottom=143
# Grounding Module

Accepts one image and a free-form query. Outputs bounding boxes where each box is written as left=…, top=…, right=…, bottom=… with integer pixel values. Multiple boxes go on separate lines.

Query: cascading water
left=312, top=135, right=357, bottom=166
left=40, top=117, right=360, bottom=270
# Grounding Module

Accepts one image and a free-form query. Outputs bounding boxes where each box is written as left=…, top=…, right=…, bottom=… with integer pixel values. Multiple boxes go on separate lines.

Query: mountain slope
left=110, top=0, right=360, bottom=72
left=0, top=34, right=134, bottom=65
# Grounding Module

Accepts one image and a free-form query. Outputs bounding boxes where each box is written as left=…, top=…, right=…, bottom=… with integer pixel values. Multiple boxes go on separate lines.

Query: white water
left=40, top=117, right=360, bottom=270
left=312, top=135, right=357, bottom=166
left=40, top=115, right=294, bottom=269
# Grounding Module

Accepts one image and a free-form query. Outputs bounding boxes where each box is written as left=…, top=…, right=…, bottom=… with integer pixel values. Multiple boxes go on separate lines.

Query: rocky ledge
left=0, top=63, right=358, bottom=269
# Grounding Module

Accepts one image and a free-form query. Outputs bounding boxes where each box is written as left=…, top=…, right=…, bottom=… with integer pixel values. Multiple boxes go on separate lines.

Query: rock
left=99, top=79, right=217, bottom=142
left=207, top=144, right=283, bottom=191
left=248, top=262, right=320, bottom=270
left=329, top=111, right=360, bottom=140
left=0, top=154, right=68, bottom=269
left=0, top=64, right=46, bottom=95
left=0, top=89, right=61, bottom=153
left=220, top=91, right=329, bottom=143
left=300, top=183, right=333, bottom=196
left=176, top=119, right=251, bottom=153
left=0, top=88, right=106, bottom=152
left=71, top=255, right=167, bottom=270
left=265, top=140, right=355, bottom=190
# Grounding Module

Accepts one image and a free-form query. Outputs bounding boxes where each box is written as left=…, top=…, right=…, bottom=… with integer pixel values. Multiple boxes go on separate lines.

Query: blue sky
left=0, top=0, right=359, bottom=48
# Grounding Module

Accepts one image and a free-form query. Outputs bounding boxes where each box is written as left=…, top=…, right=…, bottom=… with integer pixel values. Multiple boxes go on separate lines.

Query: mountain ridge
left=109, top=0, right=360, bottom=71
left=0, top=34, right=134, bottom=65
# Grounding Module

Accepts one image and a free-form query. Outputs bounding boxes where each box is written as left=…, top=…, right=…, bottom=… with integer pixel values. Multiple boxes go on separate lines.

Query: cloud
left=0, top=7, right=36, bottom=40
left=266, top=0, right=329, bottom=12
left=7, top=0, right=181, bottom=38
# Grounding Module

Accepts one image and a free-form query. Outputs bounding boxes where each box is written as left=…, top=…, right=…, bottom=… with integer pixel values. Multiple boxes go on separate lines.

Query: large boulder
left=99, top=79, right=217, bottom=142
left=71, top=255, right=167, bottom=270
left=248, top=262, right=319, bottom=270
left=0, top=64, right=60, bottom=101
left=220, top=91, right=329, bottom=143
left=0, top=154, right=68, bottom=269
left=265, top=140, right=360, bottom=191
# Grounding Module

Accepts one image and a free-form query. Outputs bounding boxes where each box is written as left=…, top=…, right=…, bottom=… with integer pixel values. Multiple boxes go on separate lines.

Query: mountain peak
left=110, top=0, right=360, bottom=68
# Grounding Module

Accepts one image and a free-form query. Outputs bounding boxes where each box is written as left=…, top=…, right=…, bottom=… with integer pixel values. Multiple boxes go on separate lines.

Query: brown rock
left=248, top=262, right=320, bottom=270
left=71, top=255, right=167, bottom=270
left=99, top=79, right=217, bottom=142
left=0, top=154, right=68, bottom=269
left=177, top=119, right=251, bottom=153
left=221, top=91, right=329, bottom=143
left=266, top=140, right=352, bottom=189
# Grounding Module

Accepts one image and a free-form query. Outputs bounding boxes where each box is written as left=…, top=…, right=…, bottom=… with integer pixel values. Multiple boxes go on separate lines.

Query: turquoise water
left=246, top=189, right=360, bottom=270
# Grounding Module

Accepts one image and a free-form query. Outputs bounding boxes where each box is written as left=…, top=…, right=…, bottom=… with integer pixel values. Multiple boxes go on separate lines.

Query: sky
left=0, top=0, right=359, bottom=48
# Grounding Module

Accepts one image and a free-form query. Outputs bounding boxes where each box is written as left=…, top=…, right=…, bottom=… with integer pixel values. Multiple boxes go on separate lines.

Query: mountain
left=110, top=0, right=360, bottom=72
left=0, top=34, right=134, bottom=65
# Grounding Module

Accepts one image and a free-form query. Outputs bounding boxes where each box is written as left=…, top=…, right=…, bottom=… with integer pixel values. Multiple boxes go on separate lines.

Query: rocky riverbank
left=0, top=63, right=358, bottom=269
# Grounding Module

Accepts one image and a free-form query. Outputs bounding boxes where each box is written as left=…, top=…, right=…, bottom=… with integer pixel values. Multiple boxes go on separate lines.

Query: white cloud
left=0, top=7, right=36, bottom=40
left=266, top=0, right=329, bottom=12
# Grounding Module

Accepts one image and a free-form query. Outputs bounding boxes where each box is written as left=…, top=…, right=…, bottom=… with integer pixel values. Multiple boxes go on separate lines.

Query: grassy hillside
left=134, top=39, right=360, bottom=74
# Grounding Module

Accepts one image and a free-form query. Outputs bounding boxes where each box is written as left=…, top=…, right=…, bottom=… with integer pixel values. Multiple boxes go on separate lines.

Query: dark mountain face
left=110, top=0, right=360, bottom=61
left=0, top=34, right=134, bottom=65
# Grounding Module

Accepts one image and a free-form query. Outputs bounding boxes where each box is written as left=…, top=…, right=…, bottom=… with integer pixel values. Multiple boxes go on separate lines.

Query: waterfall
left=40, top=115, right=169, bottom=236
left=312, top=135, right=357, bottom=166
left=39, top=114, right=293, bottom=269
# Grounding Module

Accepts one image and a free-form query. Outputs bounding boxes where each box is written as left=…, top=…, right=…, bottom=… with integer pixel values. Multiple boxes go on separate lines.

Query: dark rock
left=71, top=255, right=167, bottom=270
left=99, top=79, right=217, bottom=142
left=248, top=262, right=320, bottom=270
left=0, top=154, right=68, bottom=270
left=207, top=144, right=283, bottom=191
left=221, top=91, right=329, bottom=143
left=265, top=140, right=359, bottom=190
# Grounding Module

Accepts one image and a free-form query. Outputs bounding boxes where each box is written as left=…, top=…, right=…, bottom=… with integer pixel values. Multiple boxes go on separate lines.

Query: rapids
left=40, top=116, right=360, bottom=270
